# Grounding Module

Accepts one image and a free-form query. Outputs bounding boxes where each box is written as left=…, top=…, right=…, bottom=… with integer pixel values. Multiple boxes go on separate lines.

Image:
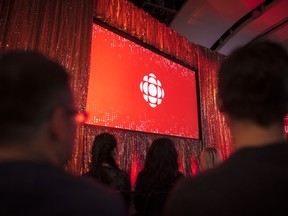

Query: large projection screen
left=85, top=23, right=200, bottom=139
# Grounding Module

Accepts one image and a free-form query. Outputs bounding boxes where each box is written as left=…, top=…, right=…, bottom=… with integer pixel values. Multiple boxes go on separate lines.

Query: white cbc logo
left=139, top=73, right=165, bottom=108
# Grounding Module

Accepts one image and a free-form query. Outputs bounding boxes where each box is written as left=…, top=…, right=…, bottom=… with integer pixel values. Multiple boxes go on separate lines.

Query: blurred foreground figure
left=0, top=51, right=126, bottom=215
left=163, top=41, right=288, bottom=216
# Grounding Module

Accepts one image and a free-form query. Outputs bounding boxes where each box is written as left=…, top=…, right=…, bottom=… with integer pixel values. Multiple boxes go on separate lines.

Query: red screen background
left=86, top=24, right=199, bottom=139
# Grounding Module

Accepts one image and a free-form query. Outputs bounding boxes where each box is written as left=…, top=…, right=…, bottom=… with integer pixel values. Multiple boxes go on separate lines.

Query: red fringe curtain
left=95, top=0, right=198, bottom=68
left=197, top=46, right=233, bottom=159
left=0, top=0, right=233, bottom=187
left=0, top=0, right=94, bottom=173
left=0, top=1, right=93, bottom=108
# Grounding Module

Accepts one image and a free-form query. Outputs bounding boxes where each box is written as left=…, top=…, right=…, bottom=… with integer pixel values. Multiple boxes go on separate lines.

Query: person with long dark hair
left=82, top=133, right=131, bottom=206
left=134, top=137, right=183, bottom=216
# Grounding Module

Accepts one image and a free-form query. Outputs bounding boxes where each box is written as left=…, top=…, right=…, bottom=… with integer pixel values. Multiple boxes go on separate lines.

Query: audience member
left=134, top=137, right=183, bottom=216
left=199, top=147, right=223, bottom=172
left=163, top=41, right=288, bottom=216
left=82, top=133, right=131, bottom=207
left=0, top=51, right=126, bottom=215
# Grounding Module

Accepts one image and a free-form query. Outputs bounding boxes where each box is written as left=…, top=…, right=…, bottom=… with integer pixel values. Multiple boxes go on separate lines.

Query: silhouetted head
left=91, top=133, right=118, bottom=169
left=199, top=147, right=223, bottom=172
left=218, top=41, right=288, bottom=126
left=144, top=137, right=179, bottom=176
left=0, top=51, right=76, bottom=166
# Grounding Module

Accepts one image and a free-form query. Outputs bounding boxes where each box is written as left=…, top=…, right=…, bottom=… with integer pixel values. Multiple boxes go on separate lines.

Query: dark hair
left=0, top=51, right=70, bottom=141
left=91, top=133, right=118, bottom=169
left=141, top=138, right=179, bottom=190
left=218, top=41, right=288, bottom=126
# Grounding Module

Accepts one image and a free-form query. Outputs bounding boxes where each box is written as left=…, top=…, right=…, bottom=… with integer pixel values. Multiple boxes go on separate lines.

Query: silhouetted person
left=82, top=133, right=131, bottom=208
left=163, top=41, right=288, bottom=216
left=0, top=51, right=126, bottom=215
left=134, top=137, right=183, bottom=216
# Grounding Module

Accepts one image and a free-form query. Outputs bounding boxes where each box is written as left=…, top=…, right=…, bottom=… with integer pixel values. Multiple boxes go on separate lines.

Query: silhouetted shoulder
left=0, top=162, right=127, bottom=215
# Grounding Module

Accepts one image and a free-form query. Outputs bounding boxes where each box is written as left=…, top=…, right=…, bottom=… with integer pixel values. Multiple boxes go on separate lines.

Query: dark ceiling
left=128, top=0, right=288, bottom=55
left=128, top=0, right=187, bottom=26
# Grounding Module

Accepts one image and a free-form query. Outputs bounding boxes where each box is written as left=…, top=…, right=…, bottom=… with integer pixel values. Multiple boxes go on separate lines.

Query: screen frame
left=88, top=18, right=202, bottom=140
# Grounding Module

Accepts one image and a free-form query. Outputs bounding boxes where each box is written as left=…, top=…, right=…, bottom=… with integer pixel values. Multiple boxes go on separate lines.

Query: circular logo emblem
left=140, top=73, right=165, bottom=108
